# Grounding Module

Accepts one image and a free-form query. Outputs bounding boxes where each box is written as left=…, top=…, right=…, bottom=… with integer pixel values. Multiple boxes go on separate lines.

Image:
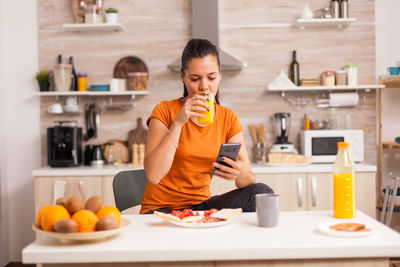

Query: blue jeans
left=146, top=183, right=273, bottom=214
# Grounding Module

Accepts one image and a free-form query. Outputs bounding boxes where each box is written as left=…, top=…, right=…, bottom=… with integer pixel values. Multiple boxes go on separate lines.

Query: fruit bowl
left=32, top=218, right=130, bottom=242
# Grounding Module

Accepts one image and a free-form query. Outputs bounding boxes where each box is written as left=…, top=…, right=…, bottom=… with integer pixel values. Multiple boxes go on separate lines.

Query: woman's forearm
left=144, top=121, right=183, bottom=184
left=235, top=169, right=256, bottom=188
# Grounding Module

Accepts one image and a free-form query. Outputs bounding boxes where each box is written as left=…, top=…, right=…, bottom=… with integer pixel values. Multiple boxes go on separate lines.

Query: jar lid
left=345, top=64, right=358, bottom=67
left=336, top=70, right=347, bottom=74
left=78, top=72, right=87, bottom=77
left=128, top=72, right=148, bottom=77
left=322, top=71, right=336, bottom=75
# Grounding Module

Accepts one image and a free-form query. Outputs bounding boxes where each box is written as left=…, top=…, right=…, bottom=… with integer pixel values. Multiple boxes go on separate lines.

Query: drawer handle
left=297, top=177, right=303, bottom=208
left=312, top=177, right=317, bottom=207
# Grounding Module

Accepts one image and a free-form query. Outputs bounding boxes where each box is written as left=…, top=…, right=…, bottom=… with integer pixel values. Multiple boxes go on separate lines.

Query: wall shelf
left=295, top=18, right=356, bottom=29
left=35, top=91, right=148, bottom=99
left=267, top=84, right=384, bottom=92
left=62, top=23, right=125, bottom=32
left=381, top=76, right=400, bottom=88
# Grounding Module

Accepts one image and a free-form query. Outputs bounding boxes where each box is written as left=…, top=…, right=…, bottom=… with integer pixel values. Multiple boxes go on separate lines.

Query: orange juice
left=333, top=173, right=355, bottom=218
left=333, top=142, right=356, bottom=218
left=197, top=94, right=214, bottom=126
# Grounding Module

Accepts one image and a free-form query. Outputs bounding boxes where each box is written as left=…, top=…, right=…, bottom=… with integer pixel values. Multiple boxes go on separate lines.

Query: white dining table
left=22, top=210, right=400, bottom=267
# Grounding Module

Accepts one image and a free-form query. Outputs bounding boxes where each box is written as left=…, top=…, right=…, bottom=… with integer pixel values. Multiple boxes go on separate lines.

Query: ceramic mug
left=47, top=103, right=63, bottom=114
left=387, top=66, right=400, bottom=76
left=256, top=193, right=280, bottom=227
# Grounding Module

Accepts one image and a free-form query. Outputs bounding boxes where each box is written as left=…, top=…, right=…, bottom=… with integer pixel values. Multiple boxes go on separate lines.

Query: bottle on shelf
left=333, top=142, right=356, bottom=218
left=289, top=50, right=300, bottom=86
left=340, top=0, right=348, bottom=18
left=330, top=0, right=340, bottom=18
left=69, top=56, right=78, bottom=91
left=304, top=114, right=310, bottom=130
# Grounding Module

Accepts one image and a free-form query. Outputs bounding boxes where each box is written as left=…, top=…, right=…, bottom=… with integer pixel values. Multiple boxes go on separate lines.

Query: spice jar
left=344, top=64, right=358, bottom=86
left=335, top=70, right=347, bottom=85
left=127, top=72, right=148, bottom=91
left=321, top=71, right=336, bottom=86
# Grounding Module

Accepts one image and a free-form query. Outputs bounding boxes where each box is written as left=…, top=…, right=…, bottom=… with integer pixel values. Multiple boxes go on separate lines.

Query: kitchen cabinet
left=210, top=171, right=376, bottom=218
left=34, top=176, right=115, bottom=214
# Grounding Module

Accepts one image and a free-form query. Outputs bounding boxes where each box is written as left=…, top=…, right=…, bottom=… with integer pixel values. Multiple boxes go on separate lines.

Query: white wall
left=0, top=0, right=40, bottom=264
left=375, top=0, right=400, bottom=141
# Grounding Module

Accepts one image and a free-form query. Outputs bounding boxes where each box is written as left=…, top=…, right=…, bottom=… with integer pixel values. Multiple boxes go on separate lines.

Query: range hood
left=168, top=0, right=246, bottom=72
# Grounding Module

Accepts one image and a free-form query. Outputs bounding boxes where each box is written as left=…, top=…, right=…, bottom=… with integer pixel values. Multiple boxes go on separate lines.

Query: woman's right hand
left=175, top=94, right=210, bottom=125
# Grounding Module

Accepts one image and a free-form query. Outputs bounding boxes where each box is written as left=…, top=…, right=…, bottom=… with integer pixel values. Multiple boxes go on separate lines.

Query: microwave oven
left=300, top=130, right=364, bottom=163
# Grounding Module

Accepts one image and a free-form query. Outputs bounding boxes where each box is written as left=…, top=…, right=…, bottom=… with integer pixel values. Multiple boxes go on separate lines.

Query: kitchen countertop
left=22, top=210, right=400, bottom=264
left=32, top=163, right=377, bottom=176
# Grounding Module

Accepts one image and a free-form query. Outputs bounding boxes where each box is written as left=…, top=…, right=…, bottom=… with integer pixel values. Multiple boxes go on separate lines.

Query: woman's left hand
left=212, top=154, right=244, bottom=181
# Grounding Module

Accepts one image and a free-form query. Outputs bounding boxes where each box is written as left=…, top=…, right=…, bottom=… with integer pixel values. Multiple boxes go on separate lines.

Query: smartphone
left=212, top=143, right=242, bottom=174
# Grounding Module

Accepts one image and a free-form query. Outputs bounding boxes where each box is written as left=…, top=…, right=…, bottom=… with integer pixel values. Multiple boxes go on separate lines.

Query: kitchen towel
left=329, top=92, right=359, bottom=107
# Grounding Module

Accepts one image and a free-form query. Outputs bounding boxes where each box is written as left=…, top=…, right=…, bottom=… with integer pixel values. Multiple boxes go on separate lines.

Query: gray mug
left=256, top=193, right=280, bottom=227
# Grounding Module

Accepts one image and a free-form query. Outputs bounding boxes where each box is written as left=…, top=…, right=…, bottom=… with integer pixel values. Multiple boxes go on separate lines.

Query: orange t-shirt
left=140, top=98, right=242, bottom=214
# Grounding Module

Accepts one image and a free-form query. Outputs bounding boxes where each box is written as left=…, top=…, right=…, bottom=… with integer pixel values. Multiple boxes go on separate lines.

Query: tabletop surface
left=22, top=210, right=400, bottom=264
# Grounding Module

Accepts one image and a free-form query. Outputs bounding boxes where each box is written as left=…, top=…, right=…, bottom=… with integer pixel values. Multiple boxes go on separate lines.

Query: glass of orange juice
left=197, top=93, right=214, bottom=126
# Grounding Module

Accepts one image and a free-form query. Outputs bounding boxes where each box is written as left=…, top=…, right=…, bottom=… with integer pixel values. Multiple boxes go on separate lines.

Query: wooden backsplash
left=38, top=0, right=377, bottom=165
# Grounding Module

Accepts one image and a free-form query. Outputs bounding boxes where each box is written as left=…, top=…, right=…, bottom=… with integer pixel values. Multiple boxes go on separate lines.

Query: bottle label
left=333, top=173, right=356, bottom=218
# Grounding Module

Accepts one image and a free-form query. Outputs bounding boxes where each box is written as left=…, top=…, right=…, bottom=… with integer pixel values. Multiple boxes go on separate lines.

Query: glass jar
left=344, top=64, right=358, bottom=86
left=321, top=71, right=336, bottom=86
left=335, top=70, right=347, bottom=85
left=127, top=72, right=148, bottom=91
left=84, top=5, right=103, bottom=24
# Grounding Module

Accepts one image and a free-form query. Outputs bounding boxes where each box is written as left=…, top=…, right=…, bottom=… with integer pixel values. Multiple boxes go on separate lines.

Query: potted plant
left=105, top=7, right=118, bottom=24
left=35, top=70, right=51, bottom=92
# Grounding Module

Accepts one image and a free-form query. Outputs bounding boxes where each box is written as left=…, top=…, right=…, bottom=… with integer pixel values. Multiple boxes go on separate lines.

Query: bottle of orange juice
left=333, top=142, right=356, bottom=218
left=197, top=93, right=214, bottom=126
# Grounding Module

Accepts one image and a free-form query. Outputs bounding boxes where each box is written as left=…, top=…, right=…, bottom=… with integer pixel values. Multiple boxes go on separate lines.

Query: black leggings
left=146, top=183, right=274, bottom=214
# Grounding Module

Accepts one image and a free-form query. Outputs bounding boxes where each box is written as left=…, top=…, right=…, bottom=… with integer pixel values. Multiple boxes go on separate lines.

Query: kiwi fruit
left=55, top=197, right=67, bottom=207
left=65, top=196, right=84, bottom=215
left=85, top=196, right=103, bottom=213
left=96, top=216, right=119, bottom=231
left=54, top=219, right=78, bottom=233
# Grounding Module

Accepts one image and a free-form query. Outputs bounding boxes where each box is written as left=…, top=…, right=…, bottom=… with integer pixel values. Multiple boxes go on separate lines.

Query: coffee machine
left=47, top=121, right=82, bottom=167
left=270, top=113, right=298, bottom=154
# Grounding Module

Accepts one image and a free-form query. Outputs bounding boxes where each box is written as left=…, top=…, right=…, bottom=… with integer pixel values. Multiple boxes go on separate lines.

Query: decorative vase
left=38, top=81, right=50, bottom=92
left=105, top=13, right=118, bottom=24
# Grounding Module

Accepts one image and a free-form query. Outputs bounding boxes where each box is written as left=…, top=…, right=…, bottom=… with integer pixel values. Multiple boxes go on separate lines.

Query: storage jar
left=84, top=5, right=103, bottom=24
left=335, top=70, right=347, bottom=85
left=344, top=64, right=358, bottom=86
left=127, top=72, right=148, bottom=91
left=321, top=71, right=336, bottom=86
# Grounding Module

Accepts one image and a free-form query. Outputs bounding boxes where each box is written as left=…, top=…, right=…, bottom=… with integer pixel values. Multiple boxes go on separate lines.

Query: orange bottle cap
left=337, top=142, right=349, bottom=148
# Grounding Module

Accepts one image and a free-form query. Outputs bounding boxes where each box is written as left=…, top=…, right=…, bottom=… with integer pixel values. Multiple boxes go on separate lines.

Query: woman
left=140, top=39, right=273, bottom=214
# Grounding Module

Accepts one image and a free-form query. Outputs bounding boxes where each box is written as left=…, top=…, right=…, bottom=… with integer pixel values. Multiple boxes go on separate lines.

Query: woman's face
left=181, top=54, right=222, bottom=97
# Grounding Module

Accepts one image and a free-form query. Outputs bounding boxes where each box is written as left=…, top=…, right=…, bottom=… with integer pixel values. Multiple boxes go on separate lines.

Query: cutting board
left=113, top=56, right=149, bottom=79
left=128, top=117, right=148, bottom=158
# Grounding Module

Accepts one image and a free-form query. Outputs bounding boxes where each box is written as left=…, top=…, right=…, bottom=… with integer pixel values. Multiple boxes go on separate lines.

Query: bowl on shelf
left=90, top=85, right=110, bottom=92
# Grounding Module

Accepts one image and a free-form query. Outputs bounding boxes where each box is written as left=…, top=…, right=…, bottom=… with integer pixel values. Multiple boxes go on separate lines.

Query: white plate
left=155, top=211, right=235, bottom=228
left=317, top=222, right=376, bottom=238
left=167, top=218, right=233, bottom=228
left=261, top=162, right=311, bottom=167
left=32, top=218, right=131, bottom=242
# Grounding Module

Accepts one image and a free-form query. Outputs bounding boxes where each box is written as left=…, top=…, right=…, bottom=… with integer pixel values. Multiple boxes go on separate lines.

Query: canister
left=127, top=72, right=148, bottom=91
left=77, top=72, right=88, bottom=91
left=321, top=71, right=336, bottom=86
left=335, top=70, right=347, bottom=85
left=344, top=64, right=358, bottom=85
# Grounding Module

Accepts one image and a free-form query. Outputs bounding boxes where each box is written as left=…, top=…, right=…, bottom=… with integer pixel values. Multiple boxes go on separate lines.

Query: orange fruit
left=36, top=205, right=51, bottom=228
left=96, top=206, right=121, bottom=225
left=72, top=209, right=99, bottom=232
left=41, top=205, right=70, bottom=231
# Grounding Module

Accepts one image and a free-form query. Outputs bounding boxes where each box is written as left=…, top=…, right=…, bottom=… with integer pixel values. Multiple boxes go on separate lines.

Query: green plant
left=35, top=70, right=51, bottom=83
left=105, top=7, right=118, bottom=13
